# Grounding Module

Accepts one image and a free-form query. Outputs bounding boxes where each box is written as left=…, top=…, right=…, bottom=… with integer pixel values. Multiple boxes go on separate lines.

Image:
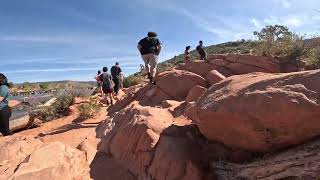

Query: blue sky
left=0, top=0, right=319, bottom=83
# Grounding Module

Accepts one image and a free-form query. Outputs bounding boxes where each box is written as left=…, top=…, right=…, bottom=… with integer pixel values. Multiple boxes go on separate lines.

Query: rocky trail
left=1, top=54, right=320, bottom=180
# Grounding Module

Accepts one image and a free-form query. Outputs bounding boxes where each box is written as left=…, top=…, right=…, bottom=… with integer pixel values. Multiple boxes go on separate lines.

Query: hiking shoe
left=150, top=77, right=156, bottom=85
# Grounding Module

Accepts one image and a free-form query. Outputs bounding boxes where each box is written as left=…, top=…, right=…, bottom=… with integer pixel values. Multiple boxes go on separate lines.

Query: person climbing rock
left=184, top=46, right=191, bottom=63
left=196, top=40, right=207, bottom=60
left=99, top=67, right=114, bottom=105
left=111, top=62, right=123, bottom=95
left=0, top=73, right=12, bottom=136
left=137, top=31, right=162, bottom=84
left=95, top=70, right=102, bottom=96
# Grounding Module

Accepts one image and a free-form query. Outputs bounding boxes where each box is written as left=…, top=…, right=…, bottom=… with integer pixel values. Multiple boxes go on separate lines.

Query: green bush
left=39, top=83, right=49, bottom=90
left=253, top=25, right=311, bottom=60
left=78, top=98, right=101, bottom=120
left=123, top=75, right=144, bottom=88
left=34, top=91, right=75, bottom=122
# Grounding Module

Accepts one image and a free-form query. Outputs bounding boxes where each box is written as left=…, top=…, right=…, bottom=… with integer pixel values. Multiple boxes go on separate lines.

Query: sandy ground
left=15, top=98, right=107, bottom=148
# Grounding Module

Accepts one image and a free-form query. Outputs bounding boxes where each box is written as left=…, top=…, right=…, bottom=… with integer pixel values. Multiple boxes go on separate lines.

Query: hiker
left=137, top=31, right=162, bottom=84
left=0, top=73, right=12, bottom=136
left=196, top=40, right=207, bottom=60
left=111, top=62, right=123, bottom=95
left=99, top=67, right=114, bottom=105
left=184, top=46, right=191, bottom=62
left=95, top=70, right=102, bottom=95
left=140, top=64, right=145, bottom=73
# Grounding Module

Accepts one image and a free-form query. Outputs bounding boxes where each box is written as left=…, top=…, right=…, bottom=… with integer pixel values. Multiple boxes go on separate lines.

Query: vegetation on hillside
left=14, top=81, right=95, bottom=92
left=123, top=25, right=320, bottom=87
left=33, top=91, right=75, bottom=122
left=78, top=98, right=101, bottom=120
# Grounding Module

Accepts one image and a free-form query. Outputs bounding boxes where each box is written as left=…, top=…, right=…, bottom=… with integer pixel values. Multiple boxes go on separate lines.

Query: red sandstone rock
left=98, top=102, right=204, bottom=179
left=176, top=60, right=216, bottom=77
left=188, top=70, right=320, bottom=152
left=186, top=85, right=207, bottom=102
left=0, top=137, right=90, bottom=180
left=206, top=70, right=226, bottom=86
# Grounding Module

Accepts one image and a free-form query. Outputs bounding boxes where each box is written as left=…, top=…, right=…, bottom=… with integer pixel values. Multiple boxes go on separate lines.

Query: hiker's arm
left=137, top=44, right=142, bottom=53
left=157, top=44, right=162, bottom=55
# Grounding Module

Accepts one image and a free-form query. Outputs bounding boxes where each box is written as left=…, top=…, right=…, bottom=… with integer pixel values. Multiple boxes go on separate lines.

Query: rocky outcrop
left=186, top=85, right=207, bottom=102
left=0, top=136, right=91, bottom=180
left=208, top=54, right=281, bottom=74
left=187, top=70, right=320, bottom=152
left=98, top=102, right=206, bottom=180
left=109, top=70, right=208, bottom=113
left=10, top=115, right=35, bottom=132
left=155, top=70, right=208, bottom=101
left=206, top=70, right=226, bottom=85
left=12, top=142, right=90, bottom=180
left=213, top=138, right=320, bottom=179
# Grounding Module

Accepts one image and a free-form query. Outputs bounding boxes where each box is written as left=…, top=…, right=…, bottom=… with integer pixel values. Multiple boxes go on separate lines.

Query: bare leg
left=109, top=93, right=113, bottom=105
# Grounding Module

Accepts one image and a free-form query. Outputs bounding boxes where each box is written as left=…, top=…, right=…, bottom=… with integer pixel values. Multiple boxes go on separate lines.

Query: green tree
left=39, top=83, right=49, bottom=90
left=254, top=25, right=292, bottom=43
left=22, top=82, right=31, bottom=90
left=253, top=25, right=309, bottom=59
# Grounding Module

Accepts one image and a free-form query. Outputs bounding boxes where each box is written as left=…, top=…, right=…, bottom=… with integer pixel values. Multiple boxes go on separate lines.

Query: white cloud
left=251, top=18, right=263, bottom=29
left=273, top=0, right=292, bottom=8
left=256, top=15, right=304, bottom=28
left=312, top=15, right=320, bottom=21
left=284, top=16, right=302, bottom=27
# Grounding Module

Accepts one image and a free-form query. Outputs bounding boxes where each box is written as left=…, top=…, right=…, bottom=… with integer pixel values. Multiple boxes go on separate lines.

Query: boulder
left=226, top=62, right=270, bottom=74
left=208, top=54, right=280, bottom=73
left=0, top=137, right=91, bottom=180
left=206, top=70, right=226, bottom=86
left=10, top=115, right=35, bottom=132
left=213, top=138, right=320, bottom=179
left=98, top=102, right=204, bottom=179
left=109, top=70, right=208, bottom=113
left=208, top=54, right=281, bottom=74
left=155, top=70, right=208, bottom=101
left=186, top=85, right=207, bottom=102
left=12, top=142, right=90, bottom=180
left=0, top=136, right=43, bottom=180
left=188, top=70, right=320, bottom=152
left=175, top=61, right=216, bottom=77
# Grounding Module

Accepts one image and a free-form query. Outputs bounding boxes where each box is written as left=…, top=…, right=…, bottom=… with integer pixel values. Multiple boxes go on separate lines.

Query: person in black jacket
left=137, top=32, right=162, bottom=84
left=110, top=62, right=123, bottom=95
left=196, top=40, right=207, bottom=60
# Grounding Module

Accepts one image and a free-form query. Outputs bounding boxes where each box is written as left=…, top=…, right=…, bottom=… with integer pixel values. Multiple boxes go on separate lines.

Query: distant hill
left=13, top=80, right=96, bottom=92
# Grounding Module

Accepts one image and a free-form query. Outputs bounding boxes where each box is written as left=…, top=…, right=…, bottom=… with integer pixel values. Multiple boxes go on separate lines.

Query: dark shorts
left=102, top=87, right=113, bottom=94
left=0, top=106, right=12, bottom=136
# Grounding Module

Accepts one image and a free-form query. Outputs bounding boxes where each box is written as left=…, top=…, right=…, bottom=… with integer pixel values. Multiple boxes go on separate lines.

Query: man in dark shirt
left=196, top=40, right=207, bottom=60
left=99, top=67, right=114, bottom=105
left=137, top=32, right=162, bottom=84
left=111, top=62, right=123, bottom=95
